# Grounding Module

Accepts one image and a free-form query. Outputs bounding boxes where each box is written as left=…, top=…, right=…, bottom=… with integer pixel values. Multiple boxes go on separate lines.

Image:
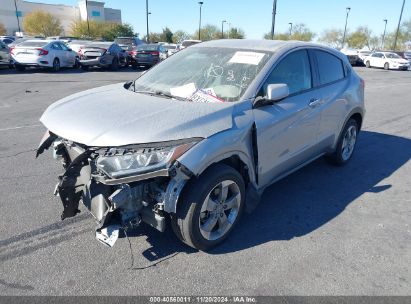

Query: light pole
left=146, top=0, right=150, bottom=43
left=342, top=7, right=351, bottom=48
left=288, top=22, right=293, bottom=36
left=85, top=0, right=90, bottom=37
left=221, top=20, right=227, bottom=39
left=393, top=0, right=406, bottom=51
left=382, top=19, right=388, bottom=50
left=13, top=0, right=21, bottom=34
left=270, top=0, right=277, bottom=39
left=198, top=2, right=203, bottom=40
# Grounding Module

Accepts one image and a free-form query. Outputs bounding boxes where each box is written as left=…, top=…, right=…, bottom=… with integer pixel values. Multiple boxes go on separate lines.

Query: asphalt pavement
left=0, top=66, right=410, bottom=296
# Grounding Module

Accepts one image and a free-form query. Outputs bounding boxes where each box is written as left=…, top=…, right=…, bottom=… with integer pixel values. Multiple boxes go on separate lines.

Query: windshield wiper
left=134, top=90, right=189, bottom=102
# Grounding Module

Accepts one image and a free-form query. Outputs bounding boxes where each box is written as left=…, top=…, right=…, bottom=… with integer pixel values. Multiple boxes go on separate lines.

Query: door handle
left=309, top=98, right=322, bottom=108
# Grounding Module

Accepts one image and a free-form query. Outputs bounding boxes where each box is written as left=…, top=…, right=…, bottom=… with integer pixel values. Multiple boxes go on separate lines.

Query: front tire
left=171, top=164, right=245, bottom=251
left=110, top=57, right=119, bottom=71
left=366, top=61, right=371, bottom=68
left=384, top=62, right=389, bottom=70
left=326, top=118, right=359, bottom=166
left=15, top=64, right=25, bottom=72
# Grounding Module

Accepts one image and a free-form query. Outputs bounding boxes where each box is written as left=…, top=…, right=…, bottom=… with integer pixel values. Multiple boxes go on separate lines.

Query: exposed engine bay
left=36, top=131, right=193, bottom=247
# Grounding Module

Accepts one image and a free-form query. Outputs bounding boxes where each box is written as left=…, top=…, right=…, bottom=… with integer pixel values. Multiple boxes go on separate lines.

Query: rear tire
left=365, top=61, right=371, bottom=68
left=81, top=65, right=89, bottom=71
left=52, top=58, right=60, bottom=72
left=73, top=57, right=80, bottom=69
left=326, top=118, right=359, bottom=166
left=170, top=164, right=245, bottom=251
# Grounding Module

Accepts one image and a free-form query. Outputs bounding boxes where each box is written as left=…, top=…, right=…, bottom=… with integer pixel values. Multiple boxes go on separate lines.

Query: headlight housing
left=96, top=140, right=200, bottom=179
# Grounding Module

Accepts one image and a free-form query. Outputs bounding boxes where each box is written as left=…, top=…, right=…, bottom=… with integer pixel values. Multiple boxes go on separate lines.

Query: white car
left=163, top=43, right=180, bottom=56
left=11, top=40, right=79, bottom=72
left=364, top=51, right=410, bottom=70
left=357, top=50, right=371, bottom=65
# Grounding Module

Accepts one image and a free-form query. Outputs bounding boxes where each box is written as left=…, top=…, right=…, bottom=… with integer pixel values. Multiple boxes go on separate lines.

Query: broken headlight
left=96, top=141, right=199, bottom=179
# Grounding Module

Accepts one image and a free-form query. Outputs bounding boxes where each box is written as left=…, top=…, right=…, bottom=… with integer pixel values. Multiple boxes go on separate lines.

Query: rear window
left=137, top=45, right=159, bottom=51
left=114, top=38, right=135, bottom=45
left=182, top=41, right=200, bottom=48
left=314, top=50, right=345, bottom=85
left=17, top=41, right=48, bottom=48
left=87, top=43, right=111, bottom=49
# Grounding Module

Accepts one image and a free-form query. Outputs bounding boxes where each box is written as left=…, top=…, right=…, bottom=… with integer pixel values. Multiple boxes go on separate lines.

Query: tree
left=23, top=10, right=62, bottom=37
left=0, top=22, right=6, bottom=36
left=192, top=24, right=220, bottom=41
left=172, top=30, right=191, bottom=43
left=162, top=27, right=173, bottom=43
left=227, top=27, right=245, bottom=39
left=264, top=24, right=314, bottom=42
left=347, top=26, right=376, bottom=49
left=70, top=20, right=104, bottom=39
left=289, top=23, right=315, bottom=41
left=318, top=29, right=344, bottom=48
left=102, top=23, right=135, bottom=41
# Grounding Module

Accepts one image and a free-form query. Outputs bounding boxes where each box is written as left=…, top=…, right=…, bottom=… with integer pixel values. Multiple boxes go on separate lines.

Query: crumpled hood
left=40, top=83, right=235, bottom=146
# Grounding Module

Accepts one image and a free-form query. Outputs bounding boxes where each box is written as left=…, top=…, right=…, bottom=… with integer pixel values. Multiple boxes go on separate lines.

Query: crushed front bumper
left=36, top=131, right=190, bottom=247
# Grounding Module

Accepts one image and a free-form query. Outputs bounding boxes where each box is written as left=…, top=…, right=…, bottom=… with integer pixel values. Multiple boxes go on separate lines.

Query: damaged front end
left=37, top=131, right=198, bottom=247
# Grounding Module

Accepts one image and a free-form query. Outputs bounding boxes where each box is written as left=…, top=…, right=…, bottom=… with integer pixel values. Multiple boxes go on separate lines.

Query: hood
left=40, top=83, right=235, bottom=147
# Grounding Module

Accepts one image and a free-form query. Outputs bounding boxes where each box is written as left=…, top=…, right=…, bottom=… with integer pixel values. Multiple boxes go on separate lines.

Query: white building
left=0, top=0, right=122, bottom=36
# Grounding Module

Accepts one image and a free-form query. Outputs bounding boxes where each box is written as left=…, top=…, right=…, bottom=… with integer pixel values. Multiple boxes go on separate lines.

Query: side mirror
left=254, top=84, right=289, bottom=108
left=267, top=84, right=289, bottom=101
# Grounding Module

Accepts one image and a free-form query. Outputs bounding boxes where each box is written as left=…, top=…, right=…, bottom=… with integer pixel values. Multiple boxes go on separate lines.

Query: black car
left=134, top=44, right=168, bottom=69
left=114, top=37, right=146, bottom=67
left=79, top=42, right=128, bottom=70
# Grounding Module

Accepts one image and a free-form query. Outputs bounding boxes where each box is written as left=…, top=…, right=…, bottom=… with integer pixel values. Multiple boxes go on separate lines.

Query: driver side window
left=260, top=49, right=312, bottom=96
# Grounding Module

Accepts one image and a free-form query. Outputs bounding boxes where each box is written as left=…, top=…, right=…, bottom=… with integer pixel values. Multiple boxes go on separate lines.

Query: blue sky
left=28, top=0, right=410, bottom=39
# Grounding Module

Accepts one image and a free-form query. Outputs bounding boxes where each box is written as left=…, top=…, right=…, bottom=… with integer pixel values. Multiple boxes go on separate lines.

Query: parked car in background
left=357, top=50, right=371, bottom=65
left=340, top=48, right=359, bottom=66
left=67, top=40, right=92, bottom=56
left=0, top=40, right=13, bottom=68
left=0, top=36, right=15, bottom=45
left=79, top=42, right=128, bottom=70
left=163, top=43, right=180, bottom=56
left=364, top=51, right=410, bottom=70
left=37, top=39, right=365, bottom=251
left=114, top=37, right=146, bottom=67
left=180, top=39, right=202, bottom=49
left=11, top=40, right=79, bottom=72
left=394, top=51, right=411, bottom=68
left=134, top=43, right=168, bottom=68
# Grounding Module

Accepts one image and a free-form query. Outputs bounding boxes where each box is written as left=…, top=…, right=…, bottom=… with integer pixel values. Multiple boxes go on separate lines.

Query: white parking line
left=0, top=124, right=42, bottom=132
left=0, top=103, right=11, bottom=109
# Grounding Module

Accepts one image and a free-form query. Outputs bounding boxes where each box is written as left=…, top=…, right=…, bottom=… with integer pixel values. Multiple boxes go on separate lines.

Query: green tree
left=192, top=24, right=220, bottom=41
left=172, top=30, right=191, bottom=43
left=264, top=24, right=314, bottom=42
left=227, top=27, right=245, bottom=39
left=318, top=29, right=344, bottom=48
left=161, top=27, right=173, bottom=43
left=70, top=20, right=104, bottom=39
left=0, top=22, right=6, bottom=35
left=101, top=23, right=135, bottom=41
left=347, top=26, right=376, bottom=49
left=23, top=10, right=62, bottom=37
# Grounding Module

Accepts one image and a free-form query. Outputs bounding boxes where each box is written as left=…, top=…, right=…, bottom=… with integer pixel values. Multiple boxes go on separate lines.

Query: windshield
left=385, top=53, right=401, bottom=59
left=132, top=47, right=271, bottom=102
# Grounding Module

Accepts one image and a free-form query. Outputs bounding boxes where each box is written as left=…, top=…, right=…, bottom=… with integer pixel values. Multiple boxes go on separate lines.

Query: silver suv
left=37, top=40, right=365, bottom=250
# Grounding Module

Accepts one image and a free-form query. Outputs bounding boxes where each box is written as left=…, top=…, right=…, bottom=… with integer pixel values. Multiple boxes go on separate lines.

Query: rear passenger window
left=314, top=50, right=345, bottom=85
left=261, top=49, right=312, bottom=96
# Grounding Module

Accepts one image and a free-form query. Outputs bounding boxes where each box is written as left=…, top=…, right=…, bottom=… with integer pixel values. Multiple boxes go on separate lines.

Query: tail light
left=150, top=51, right=159, bottom=57
left=129, top=51, right=137, bottom=56
left=10, top=47, right=14, bottom=55
left=37, top=48, right=49, bottom=56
